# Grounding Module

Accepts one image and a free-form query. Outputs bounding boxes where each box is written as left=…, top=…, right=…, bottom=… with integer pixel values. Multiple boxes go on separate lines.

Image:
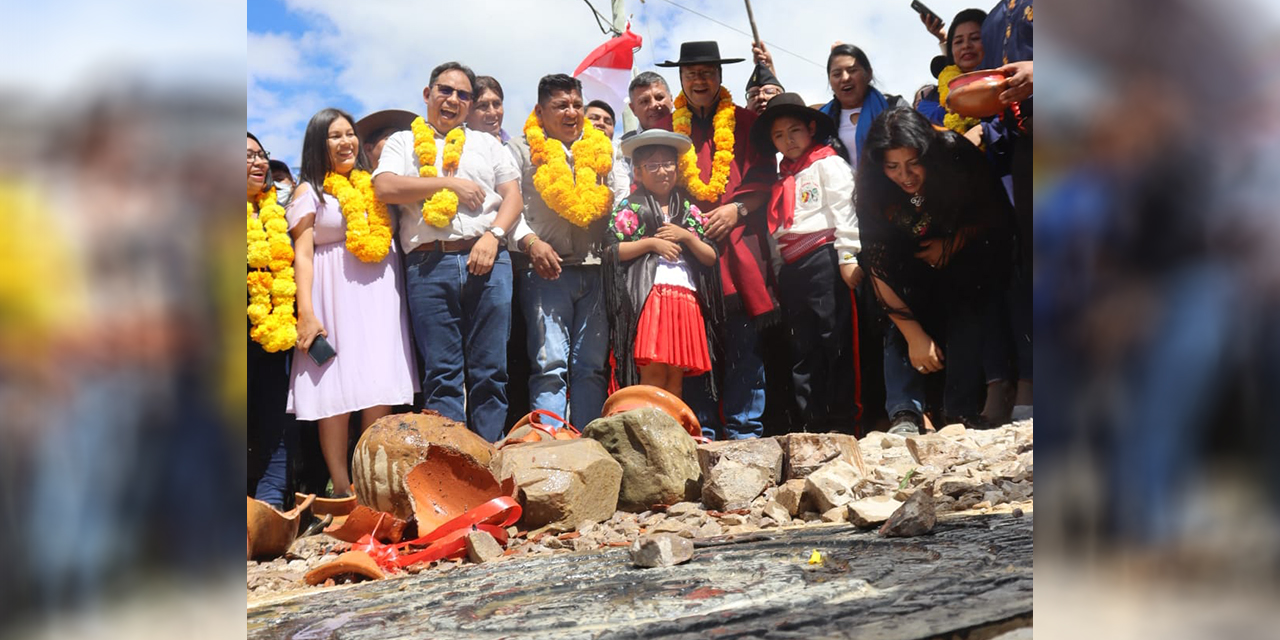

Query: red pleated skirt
left=634, top=284, right=711, bottom=375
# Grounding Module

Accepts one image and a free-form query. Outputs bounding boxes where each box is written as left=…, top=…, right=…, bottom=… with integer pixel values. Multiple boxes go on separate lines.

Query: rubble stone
left=906, top=433, right=980, bottom=468
left=466, top=530, right=505, bottom=564
left=879, top=482, right=937, bottom=537
left=583, top=408, right=702, bottom=511
left=821, top=506, right=850, bottom=523
left=630, top=533, right=694, bottom=567
left=847, top=496, right=904, bottom=528
left=936, top=424, right=967, bottom=437
left=665, top=502, right=701, bottom=517
left=936, top=473, right=983, bottom=497
left=762, top=501, right=791, bottom=526
left=804, top=459, right=863, bottom=513
left=493, top=438, right=623, bottom=531
left=697, top=438, right=784, bottom=485
left=775, top=479, right=808, bottom=516
left=702, top=459, right=771, bottom=511
left=782, top=433, right=868, bottom=480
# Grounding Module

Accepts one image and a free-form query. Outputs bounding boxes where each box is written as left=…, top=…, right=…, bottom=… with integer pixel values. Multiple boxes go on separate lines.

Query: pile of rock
left=247, top=410, right=1033, bottom=597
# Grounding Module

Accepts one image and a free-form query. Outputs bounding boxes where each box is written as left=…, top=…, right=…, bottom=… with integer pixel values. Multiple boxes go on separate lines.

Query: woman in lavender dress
left=287, top=107, right=417, bottom=497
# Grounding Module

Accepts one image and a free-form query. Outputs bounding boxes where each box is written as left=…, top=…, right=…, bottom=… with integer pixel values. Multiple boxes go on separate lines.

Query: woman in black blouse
left=855, top=107, right=1013, bottom=433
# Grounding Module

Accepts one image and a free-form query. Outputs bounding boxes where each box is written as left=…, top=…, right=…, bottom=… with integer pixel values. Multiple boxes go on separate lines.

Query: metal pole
left=611, top=0, right=638, bottom=134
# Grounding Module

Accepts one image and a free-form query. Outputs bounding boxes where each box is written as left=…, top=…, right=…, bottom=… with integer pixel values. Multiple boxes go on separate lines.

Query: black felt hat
left=748, top=92, right=836, bottom=154
left=656, top=41, right=745, bottom=67
left=745, top=62, right=784, bottom=92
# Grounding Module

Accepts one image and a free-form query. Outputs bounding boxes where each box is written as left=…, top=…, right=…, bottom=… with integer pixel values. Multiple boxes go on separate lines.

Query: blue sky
left=249, top=0, right=1010, bottom=169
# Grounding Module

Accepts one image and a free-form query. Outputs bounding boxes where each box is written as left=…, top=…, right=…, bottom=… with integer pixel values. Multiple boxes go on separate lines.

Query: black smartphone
left=911, top=0, right=942, bottom=25
left=307, top=334, right=336, bottom=366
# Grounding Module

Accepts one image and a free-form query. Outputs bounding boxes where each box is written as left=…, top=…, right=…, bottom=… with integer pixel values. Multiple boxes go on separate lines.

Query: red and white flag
left=573, top=24, right=643, bottom=133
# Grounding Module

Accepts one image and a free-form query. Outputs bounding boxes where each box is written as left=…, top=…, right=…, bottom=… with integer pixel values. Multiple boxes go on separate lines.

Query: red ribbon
left=354, top=496, right=523, bottom=571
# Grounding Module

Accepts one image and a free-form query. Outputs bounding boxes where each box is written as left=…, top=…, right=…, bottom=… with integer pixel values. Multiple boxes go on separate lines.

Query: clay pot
left=246, top=494, right=315, bottom=560
left=351, top=411, right=497, bottom=520
left=303, top=550, right=385, bottom=585
left=323, top=504, right=408, bottom=544
left=945, top=70, right=1009, bottom=118
left=496, top=410, right=581, bottom=449
left=298, top=492, right=357, bottom=518
left=403, top=448, right=513, bottom=534
left=601, top=385, right=701, bottom=439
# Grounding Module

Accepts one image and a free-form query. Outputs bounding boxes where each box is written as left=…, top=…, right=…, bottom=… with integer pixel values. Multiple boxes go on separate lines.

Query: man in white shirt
left=509, top=74, right=630, bottom=426
left=372, top=61, right=522, bottom=443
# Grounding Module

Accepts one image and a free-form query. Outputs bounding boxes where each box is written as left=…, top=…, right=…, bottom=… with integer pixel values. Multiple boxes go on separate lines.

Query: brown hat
left=355, top=109, right=417, bottom=144
left=748, top=92, right=836, bottom=154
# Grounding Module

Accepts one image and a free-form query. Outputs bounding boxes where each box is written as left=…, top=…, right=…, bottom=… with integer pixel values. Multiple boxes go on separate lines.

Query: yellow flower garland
left=522, top=111, right=615, bottom=228
left=411, top=117, right=466, bottom=227
left=672, top=86, right=736, bottom=202
left=323, top=169, right=392, bottom=262
left=937, top=65, right=983, bottom=137
left=247, top=189, right=297, bottom=352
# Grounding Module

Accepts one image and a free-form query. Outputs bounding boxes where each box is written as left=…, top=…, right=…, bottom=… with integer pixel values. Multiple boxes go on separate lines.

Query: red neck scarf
left=767, top=143, right=838, bottom=234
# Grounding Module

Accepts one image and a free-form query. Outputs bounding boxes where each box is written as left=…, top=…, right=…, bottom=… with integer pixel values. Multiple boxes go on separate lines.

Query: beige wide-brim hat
left=355, top=109, right=417, bottom=143
left=618, top=129, right=693, bottom=159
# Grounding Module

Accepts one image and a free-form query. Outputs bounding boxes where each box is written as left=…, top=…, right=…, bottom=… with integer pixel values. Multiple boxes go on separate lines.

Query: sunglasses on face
left=434, top=84, right=473, bottom=102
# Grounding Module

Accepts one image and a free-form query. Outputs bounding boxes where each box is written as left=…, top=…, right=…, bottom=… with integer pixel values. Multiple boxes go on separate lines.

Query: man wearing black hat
left=745, top=42, right=785, bottom=115
left=654, top=40, right=778, bottom=440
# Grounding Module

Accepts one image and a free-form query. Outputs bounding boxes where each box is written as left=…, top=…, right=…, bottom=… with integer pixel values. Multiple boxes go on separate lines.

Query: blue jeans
left=685, top=308, right=766, bottom=440
left=520, top=265, right=609, bottom=427
left=404, top=247, right=512, bottom=442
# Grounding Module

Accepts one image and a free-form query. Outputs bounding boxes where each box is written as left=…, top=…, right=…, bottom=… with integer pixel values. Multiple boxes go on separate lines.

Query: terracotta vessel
left=945, top=70, right=1009, bottom=118
left=403, top=448, right=513, bottom=534
left=303, top=550, right=385, bottom=585
left=246, top=494, right=315, bottom=560
left=601, top=385, right=701, bottom=439
left=323, top=504, right=408, bottom=544
left=298, top=492, right=357, bottom=518
left=351, top=410, right=497, bottom=520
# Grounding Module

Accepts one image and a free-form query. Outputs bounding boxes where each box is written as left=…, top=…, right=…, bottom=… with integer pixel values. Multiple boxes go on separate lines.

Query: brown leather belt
left=412, top=236, right=480, bottom=253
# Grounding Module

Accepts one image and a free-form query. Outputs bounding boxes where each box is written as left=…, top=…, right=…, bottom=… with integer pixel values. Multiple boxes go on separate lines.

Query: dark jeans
left=1010, top=132, right=1033, bottom=381
left=247, top=340, right=296, bottom=509
left=777, top=245, right=855, bottom=430
left=883, top=297, right=989, bottom=420
left=685, top=308, right=767, bottom=440
left=404, top=246, right=512, bottom=442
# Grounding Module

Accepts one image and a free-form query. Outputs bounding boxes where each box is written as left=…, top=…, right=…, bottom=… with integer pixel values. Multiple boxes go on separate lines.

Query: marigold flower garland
left=323, top=169, right=392, bottom=262
left=937, top=65, right=983, bottom=137
left=247, top=189, right=297, bottom=352
left=672, top=86, right=735, bottom=202
left=523, top=111, right=615, bottom=228
left=411, top=117, right=466, bottom=227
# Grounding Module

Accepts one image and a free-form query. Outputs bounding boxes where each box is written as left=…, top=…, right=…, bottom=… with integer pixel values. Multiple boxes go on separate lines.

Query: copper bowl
left=945, top=70, right=1008, bottom=118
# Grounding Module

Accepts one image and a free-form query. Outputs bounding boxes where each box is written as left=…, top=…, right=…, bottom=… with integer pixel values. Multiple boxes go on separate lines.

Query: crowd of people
left=248, top=4, right=1033, bottom=507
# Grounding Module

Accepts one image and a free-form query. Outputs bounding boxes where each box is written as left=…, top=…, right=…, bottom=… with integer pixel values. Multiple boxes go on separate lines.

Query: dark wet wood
left=248, top=512, right=1032, bottom=639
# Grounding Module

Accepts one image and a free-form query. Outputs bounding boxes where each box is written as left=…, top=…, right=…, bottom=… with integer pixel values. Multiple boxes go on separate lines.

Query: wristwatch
left=734, top=201, right=748, bottom=218
left=486, top=225, right=507, bottom=241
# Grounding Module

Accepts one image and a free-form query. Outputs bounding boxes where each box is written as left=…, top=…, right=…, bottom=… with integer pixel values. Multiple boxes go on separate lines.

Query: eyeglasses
left=247, top=149, right=270, bottom=162
left=680, top=69, right=719, bottom=82
left=434, top=84, right=473, bottom=102
left=640, top=160, right=677, bottom=173
left=746, top=86, right=783, bottom=101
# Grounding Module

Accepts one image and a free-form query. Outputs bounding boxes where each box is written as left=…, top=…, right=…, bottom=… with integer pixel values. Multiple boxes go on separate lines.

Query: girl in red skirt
left=603, top=130, right=723, bottom=399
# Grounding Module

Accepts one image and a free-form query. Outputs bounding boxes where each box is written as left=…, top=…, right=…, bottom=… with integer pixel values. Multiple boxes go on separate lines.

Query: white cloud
left=250, top=0, right=1004, bottom=165
left=248, top=32, right=314, bottom=84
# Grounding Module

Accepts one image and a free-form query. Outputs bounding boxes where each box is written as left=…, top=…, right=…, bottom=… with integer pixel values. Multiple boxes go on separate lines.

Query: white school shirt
left=372, top=124, right=520, bottom=252
left=773, top=154, right=861, bottom=265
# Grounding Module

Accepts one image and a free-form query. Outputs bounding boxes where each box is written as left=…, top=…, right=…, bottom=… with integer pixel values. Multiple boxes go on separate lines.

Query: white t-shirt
left=837, top=107, right=862, bottom=169
left=652, top=204, right=695, bottom=291
left=372, top=124, right=520, bottom=252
